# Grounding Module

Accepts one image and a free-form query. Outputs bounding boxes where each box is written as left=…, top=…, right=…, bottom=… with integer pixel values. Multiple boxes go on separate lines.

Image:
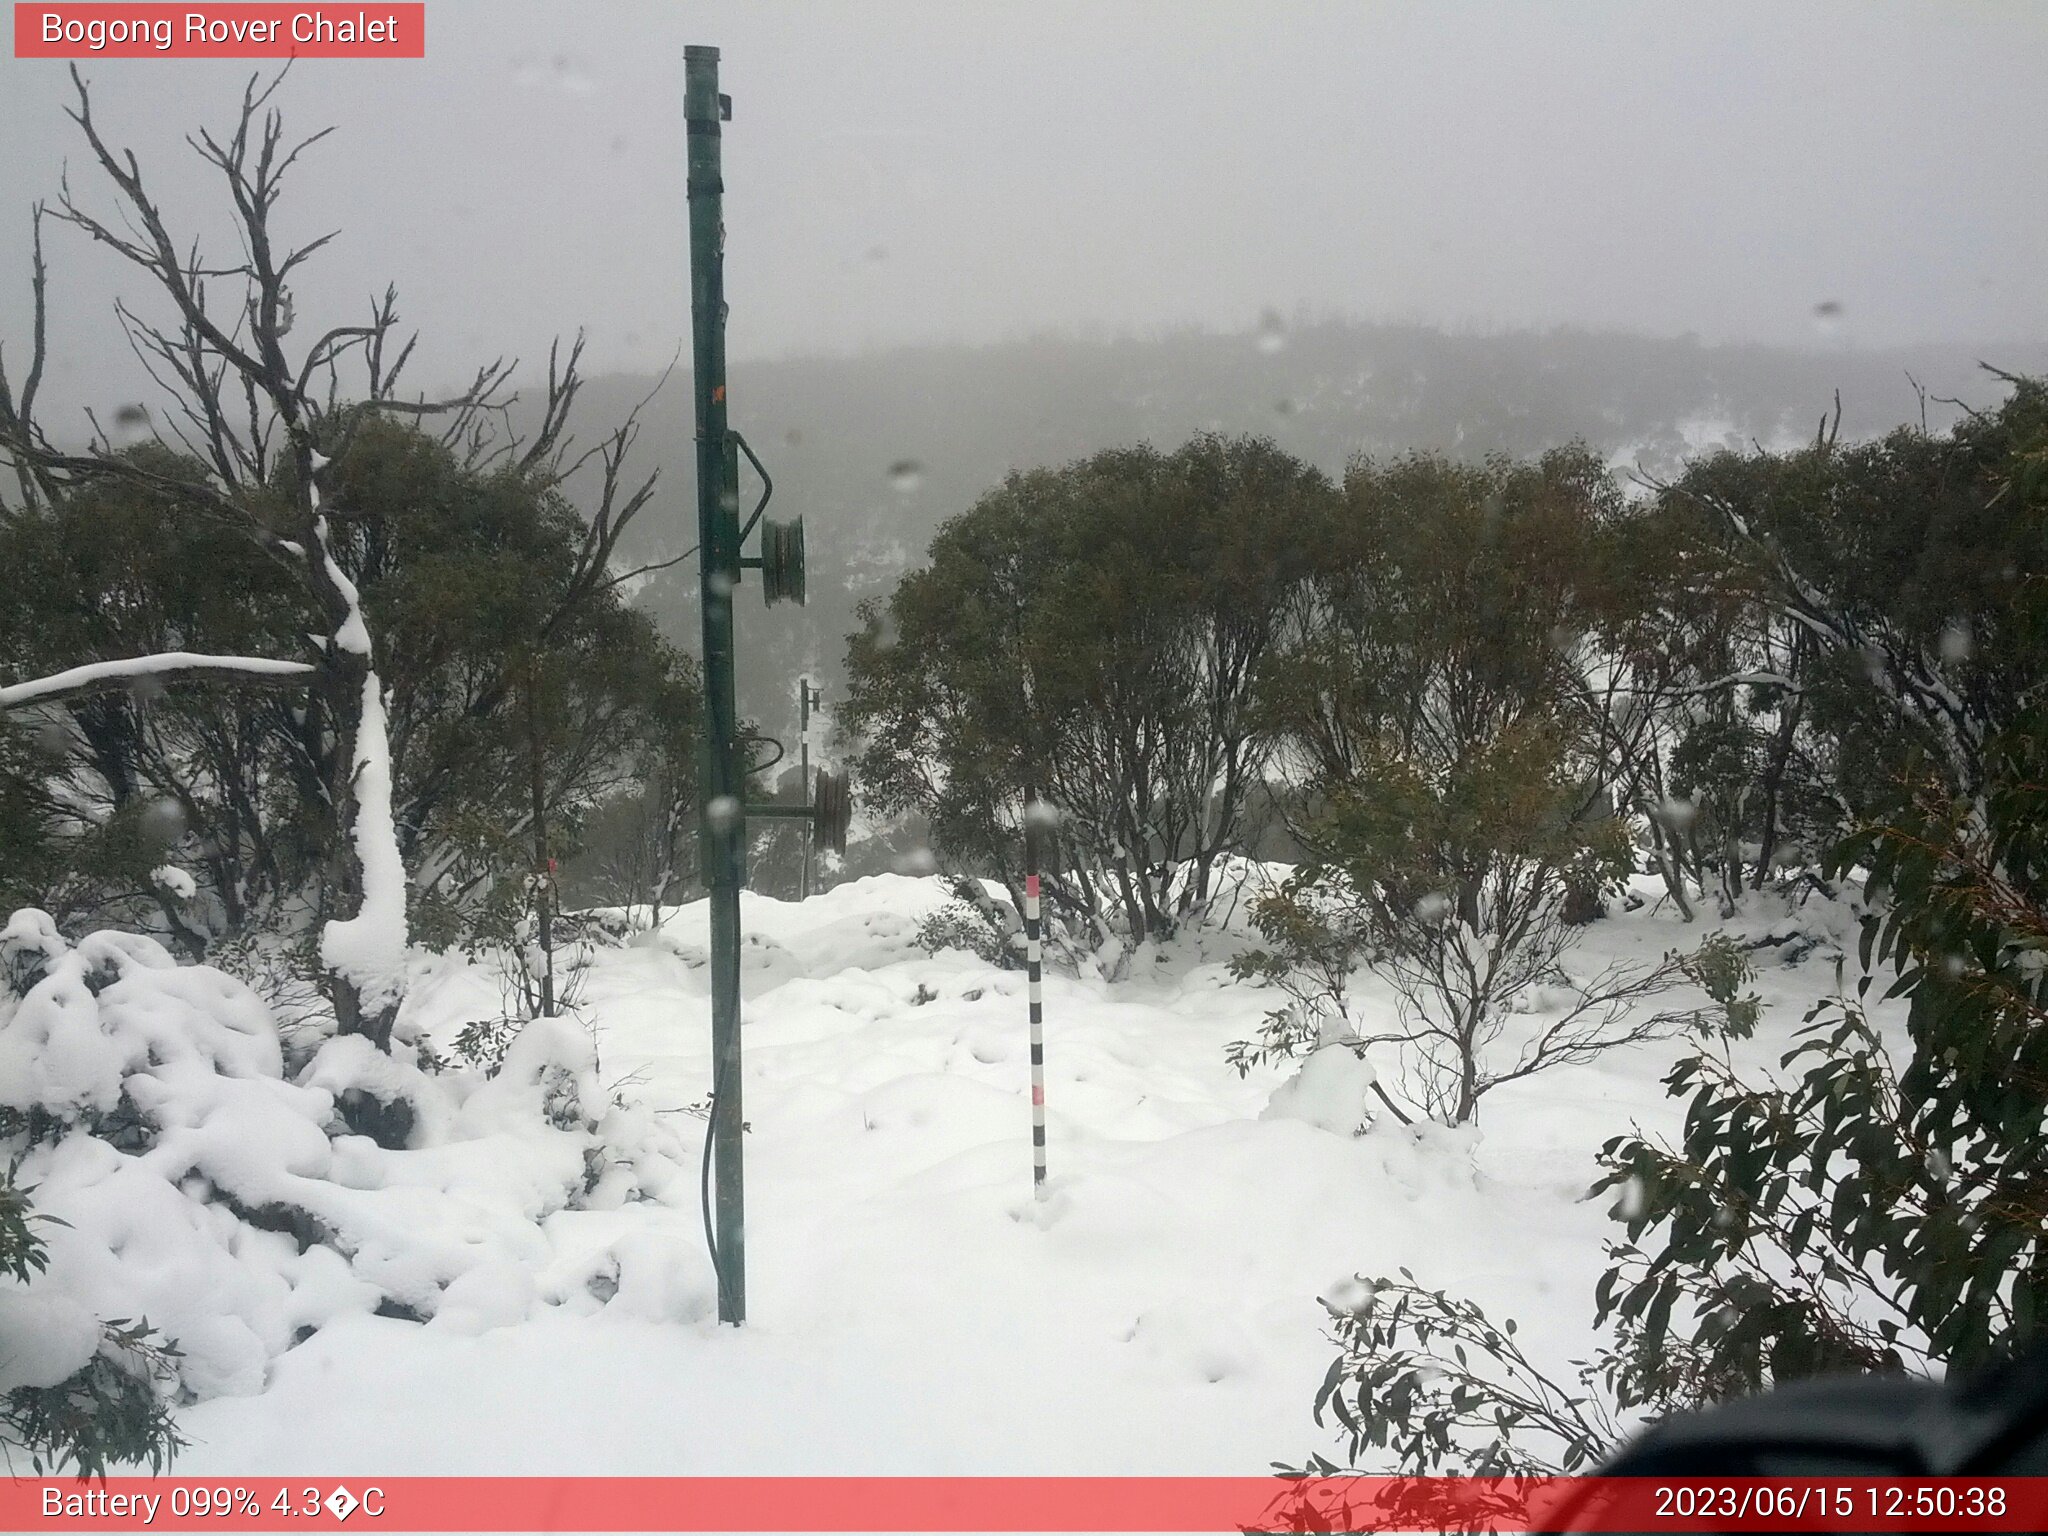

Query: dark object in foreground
left=1602, top=1350, right=2048, bottom=1476
left=1542, top=1348, right=2048, bottom=1532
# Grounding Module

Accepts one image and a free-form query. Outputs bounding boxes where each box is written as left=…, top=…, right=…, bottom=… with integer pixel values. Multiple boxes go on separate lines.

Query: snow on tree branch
left=0, top=652, right=314, bottom=710
left=319, top=672, right=409, bottom=1014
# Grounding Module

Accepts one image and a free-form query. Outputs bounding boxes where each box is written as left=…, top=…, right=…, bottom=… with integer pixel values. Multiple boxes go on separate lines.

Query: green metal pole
left=686, top=43, right=746, bottom=1326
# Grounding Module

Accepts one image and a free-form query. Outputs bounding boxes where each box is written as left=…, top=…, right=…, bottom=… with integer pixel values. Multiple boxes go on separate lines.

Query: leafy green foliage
left=0, top=1166, right=55, bottom=1285
left=1679, top=933, right=1762, bottom=1039
left=450, top=1016, right=524, bottom=1076
left=1302, top=1273, right=1620, bottom=1478
left=913, top=900, right=1010, bottom=966
left=3, top=1320, right=187, bottom=1479
left=1592, top=708, right=2048, bottom=1408
left=1591, top=1010, right=1925, bottom=1407
left=0, top=1169, right=184, bottom=1478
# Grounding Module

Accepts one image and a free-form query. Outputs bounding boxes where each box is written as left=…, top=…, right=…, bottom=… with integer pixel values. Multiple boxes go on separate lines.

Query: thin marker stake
left=1023, top=790, right=1048, bottom=1199
left=1026, top=871, right=1047, bottom=1197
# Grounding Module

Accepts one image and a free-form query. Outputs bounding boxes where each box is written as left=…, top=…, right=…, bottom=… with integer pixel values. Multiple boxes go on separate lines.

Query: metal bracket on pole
left=747, top=765, right=852, bottom=856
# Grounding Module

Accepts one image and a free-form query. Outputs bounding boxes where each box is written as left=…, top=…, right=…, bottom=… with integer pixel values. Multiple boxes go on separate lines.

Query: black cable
left=739, top=730, right=784, bottom=776
left=699, top=1032, right=725, bottom=1299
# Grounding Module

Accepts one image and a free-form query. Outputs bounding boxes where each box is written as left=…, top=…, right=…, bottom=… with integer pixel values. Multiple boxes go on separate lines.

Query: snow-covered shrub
left=0, top=907, right=705, bottom=1462
left=914, top=899, right=1009, bottom=966
left=0, top=1267, right=186, bottom=1479
left=1256, top=1021, right=1380, bottom=1137
left=205, top=925, right=334, bottom=1070
left=1227, top=872, right=1375, bottom=1089
left=0, top=1184, right=186, bottom=1476
left=1230, top=850, right=1711, bottom=1127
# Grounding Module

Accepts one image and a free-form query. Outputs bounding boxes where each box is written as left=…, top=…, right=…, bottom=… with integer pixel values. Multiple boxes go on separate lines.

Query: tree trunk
left=527, top=657, right=556, bottom=1018
left=1753, top=681, right=1806, bottom=890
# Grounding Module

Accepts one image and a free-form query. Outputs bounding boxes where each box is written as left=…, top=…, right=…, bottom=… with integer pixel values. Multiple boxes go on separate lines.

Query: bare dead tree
left=0, top=67, right=667, bottom=1048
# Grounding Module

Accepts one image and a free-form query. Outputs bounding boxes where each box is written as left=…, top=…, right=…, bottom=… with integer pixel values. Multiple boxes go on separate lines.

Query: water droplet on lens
left=1657, top=797, right=1697, bottom=832
left=1617, top=1174, right=1649, bottom=1221
left=1413, top=891, right=1452, bottom=924
left=111, top=402, right=151, bottom=447
left=893, top=847, right=938, bottom=876
left=888, top=459, right=924, bottom=494
left=140, top=797, right=187, bottom=845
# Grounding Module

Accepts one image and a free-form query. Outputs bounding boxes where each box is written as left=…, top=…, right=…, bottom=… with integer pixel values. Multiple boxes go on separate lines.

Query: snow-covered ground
left=4, top=871, right=1867, bottom=1476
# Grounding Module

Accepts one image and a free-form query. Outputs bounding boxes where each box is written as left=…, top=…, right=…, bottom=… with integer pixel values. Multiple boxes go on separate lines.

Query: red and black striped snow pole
left=1024, top=788, right=1048, bottom=1199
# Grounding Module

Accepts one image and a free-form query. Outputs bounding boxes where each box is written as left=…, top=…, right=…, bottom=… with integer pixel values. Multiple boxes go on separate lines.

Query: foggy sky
left=2, top=0, right=2044, bottom=419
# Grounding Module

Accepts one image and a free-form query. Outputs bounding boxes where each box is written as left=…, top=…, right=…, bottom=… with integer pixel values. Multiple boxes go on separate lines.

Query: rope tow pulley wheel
left=758, top=516, right=805, bottom=607
left=813, top=766, right=852, bottom=856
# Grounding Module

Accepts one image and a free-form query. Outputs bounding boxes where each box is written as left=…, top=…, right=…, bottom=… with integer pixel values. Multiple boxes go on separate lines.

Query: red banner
left=13, top=4, right=425, bottom=58
left=6, top=1476, right=2048, bottom=1532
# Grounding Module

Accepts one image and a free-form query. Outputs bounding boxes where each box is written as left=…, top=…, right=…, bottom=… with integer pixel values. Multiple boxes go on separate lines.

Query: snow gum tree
left=1651, top=376, right=2048, bottom=830
left=843, top=433, right=1329, bottom=971
left=1246, top=448, right=1700, bottom=1124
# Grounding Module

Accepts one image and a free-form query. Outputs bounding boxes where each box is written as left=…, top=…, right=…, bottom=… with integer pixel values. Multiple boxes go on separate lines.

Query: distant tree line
left=847, top=378, right=2048, bottom=973
left=844, top=375, right=2048, bottom=1450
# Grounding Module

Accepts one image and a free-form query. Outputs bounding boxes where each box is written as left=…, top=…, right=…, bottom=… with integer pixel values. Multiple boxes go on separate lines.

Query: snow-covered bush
left=0, top=1171, right=185, bottom=1477
left=1229, top=835, right=1710, bottom=1128
left=914, top=898, right=1010, bottom=966
left=0, top=908, right=706, bottom=1470
left=1227, top=871, right=1375, bottom=1089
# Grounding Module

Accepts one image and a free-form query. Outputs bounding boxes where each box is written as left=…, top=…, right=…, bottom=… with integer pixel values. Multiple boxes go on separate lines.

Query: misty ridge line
left=77, top=316, right=2047, bottom=466
left=470, top=316, right=2048, bottom=742
left=524, top=315, right=2048, bottom=525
